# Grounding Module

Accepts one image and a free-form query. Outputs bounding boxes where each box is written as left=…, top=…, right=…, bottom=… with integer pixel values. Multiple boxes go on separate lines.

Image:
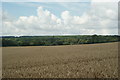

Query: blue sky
left=3, top=2, right=91, bottom=18
left=2, top=2, right=118, bottom=36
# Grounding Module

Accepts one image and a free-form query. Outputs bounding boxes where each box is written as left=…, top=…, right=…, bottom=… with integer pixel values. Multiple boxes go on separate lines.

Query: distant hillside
left=1, top=35, right=120, bottom=47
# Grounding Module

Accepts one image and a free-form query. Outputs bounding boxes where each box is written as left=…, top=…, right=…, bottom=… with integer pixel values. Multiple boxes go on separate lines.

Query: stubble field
left=2, top=42, right=118, bottom=78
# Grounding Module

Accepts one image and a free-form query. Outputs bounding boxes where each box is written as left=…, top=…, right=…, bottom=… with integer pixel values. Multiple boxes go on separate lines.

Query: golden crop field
left=2, top=42, right=118, bottom=78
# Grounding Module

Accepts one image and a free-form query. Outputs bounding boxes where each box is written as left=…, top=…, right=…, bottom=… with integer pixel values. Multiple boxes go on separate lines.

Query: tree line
left=1, top=35, right=119, bottom=47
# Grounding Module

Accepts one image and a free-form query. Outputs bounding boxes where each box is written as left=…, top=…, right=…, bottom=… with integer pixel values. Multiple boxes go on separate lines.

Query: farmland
left=2, top=42, right=118, bottom=78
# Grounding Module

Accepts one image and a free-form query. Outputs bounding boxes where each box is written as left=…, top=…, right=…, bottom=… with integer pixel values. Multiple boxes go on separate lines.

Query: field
left=2, top=42, right=118, bottom=78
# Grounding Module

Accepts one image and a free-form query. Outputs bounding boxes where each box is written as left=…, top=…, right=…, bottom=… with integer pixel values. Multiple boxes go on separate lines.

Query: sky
left=1, top=0, right=119, bottom=36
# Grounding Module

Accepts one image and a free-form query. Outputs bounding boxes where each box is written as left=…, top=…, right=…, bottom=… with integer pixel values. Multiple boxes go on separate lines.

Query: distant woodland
left=1, top=35, right=119, bottom=47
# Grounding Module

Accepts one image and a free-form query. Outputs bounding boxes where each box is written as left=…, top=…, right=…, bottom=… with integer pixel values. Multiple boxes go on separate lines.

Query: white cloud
left=2, top=2, right=118, bottom=36
left=92, top=0, right=119, bottom=2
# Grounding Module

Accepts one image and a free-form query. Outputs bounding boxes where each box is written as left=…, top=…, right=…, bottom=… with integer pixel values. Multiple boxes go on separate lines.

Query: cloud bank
left=2, top=0, right=119, bottom=2
left=2, top=3, right=118, bottom=36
